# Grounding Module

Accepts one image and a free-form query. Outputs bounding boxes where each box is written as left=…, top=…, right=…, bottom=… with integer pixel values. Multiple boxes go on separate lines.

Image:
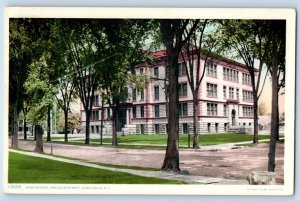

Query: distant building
left=80, top=50, right=257, bottom=135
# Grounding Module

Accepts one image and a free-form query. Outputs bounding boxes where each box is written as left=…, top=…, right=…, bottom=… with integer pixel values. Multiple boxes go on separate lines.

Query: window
left=179, top=83, right=188, bottom=97
left=215, top=123, right=219, bottom=133
left=225, top=68, right=229, bottom=80
left=90, top=110, right=99, bottom=120
left=165, top=65, right=170, bottom=78
left=207, top=83, right=217, bottom=97
left=223, top=104, right=228, bottom=116
left=236, top=88, right=239, bottom=100
left=223, top=67, right=239, bottom=82
left=242, top=90, right=253, bottom=101
left=206, top=62, right=217, bottom=77
left=207, top=103, right=218, bottom=116
left=92, top=95, right=99, bottom=106
left=242, top=73, right=251, bottom=85
left=132, top=88, right=136, bottom=101
left=243, top=106, right=253, bottom=117
left=154, top=67, right=159, bottom=78
left=140, top=106, right=144, bottom=117
left=224, top=123, right=228, bottom=132
left=107, top=108, right=110, bottom=120
left=178, top=62, right=187, bottom=76
left=140, top=124, right=144, bottom=134
left=183, top=123, right=189, bottom=134
left=155, top=124, right=160, bottom=134
left=229, top=87, right=234, bottom=99
left=208, top=123, right=211, bottom=133
left=154, top=105, right=160, bottom=117
left=140, top=68, right=144, bottom=74
left=154, top=86, right=159, bottom=100
left=140, top=89, right=144, bottom=100
left=179, top=103, right=188, bottom=116
left=223, top=86, right=226, bottom=99
left=132, top=106, right=136, bottom=118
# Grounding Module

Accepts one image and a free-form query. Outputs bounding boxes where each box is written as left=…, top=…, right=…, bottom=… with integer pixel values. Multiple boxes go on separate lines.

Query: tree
left=258, top=102, right=267, bottom=116
left=9, top=19, right=32, bottom=148
left=94, top=19, right=154, bottom=146
left=180, top=20, right=221, bottom=148
left=48, top=20, right=79, bottom=143
left=9, top=18, right=53, bottom=148
left=56, top=19, right=100, bottom=144
left=58, top=112, right=80, bottom=133
left=25, top=55, right=56, bottom=153
left=219, top=20, right=270, bottom=144
left=263, top=20, right=286, bottom=172
left=159, top=19, right=199, bottom=171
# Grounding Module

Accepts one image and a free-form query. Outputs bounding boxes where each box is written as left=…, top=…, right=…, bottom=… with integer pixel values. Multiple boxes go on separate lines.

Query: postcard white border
left=3, top=7, right=296, bottom=195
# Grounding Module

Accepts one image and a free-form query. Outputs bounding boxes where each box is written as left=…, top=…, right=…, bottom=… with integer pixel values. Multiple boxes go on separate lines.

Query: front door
left=117, top=109, right=127, bottom=132
left=231, top=109, right=236, bottom=126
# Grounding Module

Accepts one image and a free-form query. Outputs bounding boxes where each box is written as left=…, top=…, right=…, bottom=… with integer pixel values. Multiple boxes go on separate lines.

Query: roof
left=151, top=49, right=259, bottom=72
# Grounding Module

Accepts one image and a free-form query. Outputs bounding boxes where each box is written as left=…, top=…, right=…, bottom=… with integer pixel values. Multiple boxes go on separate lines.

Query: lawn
left=8, top=152, right=185, bottom=184
left=22, top=133, right=273, bottom=149
left=97, top=133, right=271, bottom=146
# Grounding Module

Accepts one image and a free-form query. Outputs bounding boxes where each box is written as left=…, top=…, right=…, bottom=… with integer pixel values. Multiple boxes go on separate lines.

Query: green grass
left=22, top=133, right=273, bottom=150
left=9, top=152, right=185, bottom=184
left=95, top=134, right=271, bottom=146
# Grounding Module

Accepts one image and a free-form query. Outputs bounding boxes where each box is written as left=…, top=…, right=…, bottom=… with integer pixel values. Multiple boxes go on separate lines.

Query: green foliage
left=128, top=72, right=150, bottom=92
left=58, top=112, right=81, bottom=132
left=94, top=19, right=155, bottom=105
left=9, top=19, right=32, bottom=114
left=24, top=55, right=56, bottom=125
left=9, top=152, right=185, bottom=184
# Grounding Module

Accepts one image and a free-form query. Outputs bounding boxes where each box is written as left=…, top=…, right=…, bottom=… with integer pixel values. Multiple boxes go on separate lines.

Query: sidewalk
left=10, top=149, right=248, bottom=185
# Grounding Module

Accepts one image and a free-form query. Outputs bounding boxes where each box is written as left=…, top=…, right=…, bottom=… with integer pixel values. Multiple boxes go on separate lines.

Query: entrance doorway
left=231, top=109, right=236, bottom=126
left=117, top=109, right=127, bottom=132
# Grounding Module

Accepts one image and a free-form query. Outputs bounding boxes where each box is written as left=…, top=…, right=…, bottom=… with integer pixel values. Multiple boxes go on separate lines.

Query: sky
left=259, top=67, right=285, bottom=115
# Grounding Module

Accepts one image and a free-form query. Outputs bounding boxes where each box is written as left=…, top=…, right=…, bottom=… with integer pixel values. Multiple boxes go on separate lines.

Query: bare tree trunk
left=64, top=110, right=68, bottom=143
left=268, top=64, right=279, bottom=172
left=11, top=105, right=19, bottom=149
left=276, top=104, right=280, bottom=141
left=251, top=73, right=259, bottom=144
left=100, top=100, right=104, bottom=145
left=112, top=106, right=118, bottom=146
left=23, top=117, right=27, bottom=140
left=47, top=106, right=51, bottom=142
left=85, top=109, right=90, bottom=144
left=162, top=51, right=180, bottom=171
left=33, top=125, right=36, bottom=141
left=253, top=95, right=259, bottom=144
left=34, top=125, right=44, bottom=153
left=192, top=93, right=199, bottom=149
left=32, top=125, right=34, bottom=136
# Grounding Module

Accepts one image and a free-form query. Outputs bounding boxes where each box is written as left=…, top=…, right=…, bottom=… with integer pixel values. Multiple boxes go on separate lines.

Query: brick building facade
left=80, top=50, right=256, bottom=135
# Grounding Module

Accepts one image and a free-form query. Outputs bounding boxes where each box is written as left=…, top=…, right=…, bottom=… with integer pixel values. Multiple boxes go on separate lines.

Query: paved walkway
left=10, top=149, right=247, bottom=185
